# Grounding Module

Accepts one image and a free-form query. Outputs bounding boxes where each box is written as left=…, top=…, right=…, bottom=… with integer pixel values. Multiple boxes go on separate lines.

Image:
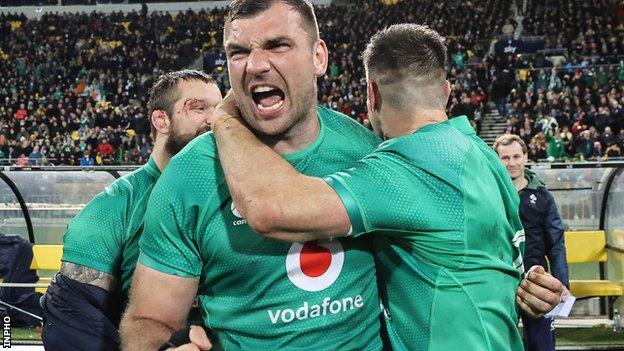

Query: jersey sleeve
left=138, top=143, right=220, bottom=279
left=324, top=155, right=400, bottom=236
left=324, top=152, right=456, bottom=238
left=62, top=181, right=130, bottom=275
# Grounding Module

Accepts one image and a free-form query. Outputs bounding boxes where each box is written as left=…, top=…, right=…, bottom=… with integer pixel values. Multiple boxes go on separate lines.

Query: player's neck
left=513, top=176, right=528, bottom=191
left=258, top=107, right=321, bottom=154
left=151, top=138, right=170, bottom=172
left=383, top=108, right=448, bottom=139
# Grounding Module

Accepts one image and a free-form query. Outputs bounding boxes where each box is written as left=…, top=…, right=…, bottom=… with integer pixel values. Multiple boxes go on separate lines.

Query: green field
left=12, top=327, right=41, bottom=341
left=556, top=326, right=624, bottom=346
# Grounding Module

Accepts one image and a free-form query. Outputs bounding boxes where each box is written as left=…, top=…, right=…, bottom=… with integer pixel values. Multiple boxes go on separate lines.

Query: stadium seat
left=30, top=245, right=63, bottom=293
left=564, top=231, right=623, bottom=315
left=0, top=244, right=62, bottom=293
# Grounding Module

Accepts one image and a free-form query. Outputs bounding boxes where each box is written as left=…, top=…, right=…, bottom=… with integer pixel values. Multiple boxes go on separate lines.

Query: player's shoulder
left=156, top=132, right=222, bottom=194
left=318, top=105, right=381, bottom=149
left=163, top=132, right=218, bottom=175
left=111, top=159, right=160, bottom=195
left=371, top=120, right=473, bottom=182
left=175, top=131, right=218, bottom=161
left=379, top=121, right=468, bottom=160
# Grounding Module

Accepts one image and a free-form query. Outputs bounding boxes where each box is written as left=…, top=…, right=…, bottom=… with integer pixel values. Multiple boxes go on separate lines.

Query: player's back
left=355, top=116, right=524, bottom=350
left=140, top=106, right=384, bottom=350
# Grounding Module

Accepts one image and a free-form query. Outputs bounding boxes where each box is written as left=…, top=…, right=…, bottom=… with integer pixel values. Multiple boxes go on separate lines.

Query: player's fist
left=211, top=89, right=241, bottom=131
left=516, top=265, right=564, bottom=318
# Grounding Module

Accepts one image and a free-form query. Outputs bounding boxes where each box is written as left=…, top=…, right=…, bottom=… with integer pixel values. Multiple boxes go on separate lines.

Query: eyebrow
left=225, top=36, right=293, bottom=52
left=186, top=98, right=215, bottom=105
left=265, top=36, right=292, bottom=48
left=225, top=42, right=249, bottom=53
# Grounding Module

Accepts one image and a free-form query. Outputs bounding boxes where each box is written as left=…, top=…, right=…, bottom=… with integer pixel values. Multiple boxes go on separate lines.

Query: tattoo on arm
left=60, top=262, right=117, bottom=291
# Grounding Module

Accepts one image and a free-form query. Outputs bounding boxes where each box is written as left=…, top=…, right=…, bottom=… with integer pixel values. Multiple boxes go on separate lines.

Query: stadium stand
left=0, top=0, right=623, bottom=166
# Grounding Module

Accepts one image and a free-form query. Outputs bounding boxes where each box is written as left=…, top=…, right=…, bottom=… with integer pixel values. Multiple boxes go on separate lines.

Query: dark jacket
left=0, top=234, right=42, bottom=327
left=518, top=170, right=569, bottom=287
left=41, top=274, right=121, bottom=351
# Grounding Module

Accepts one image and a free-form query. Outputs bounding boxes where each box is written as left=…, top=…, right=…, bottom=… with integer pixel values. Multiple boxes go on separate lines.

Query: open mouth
left=251, top=85, right=285, bottom=113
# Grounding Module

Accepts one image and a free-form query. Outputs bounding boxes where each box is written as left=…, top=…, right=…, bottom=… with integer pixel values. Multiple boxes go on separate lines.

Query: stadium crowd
left=0, top=0, right=623, bottom=165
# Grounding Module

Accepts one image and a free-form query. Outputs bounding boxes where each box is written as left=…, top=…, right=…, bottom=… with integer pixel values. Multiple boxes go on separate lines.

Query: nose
left=246, top=49, right=271, bottom=76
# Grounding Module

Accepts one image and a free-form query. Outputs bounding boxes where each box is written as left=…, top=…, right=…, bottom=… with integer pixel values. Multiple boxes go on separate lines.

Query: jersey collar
left=281, top=105, right=326, bottom=162
left=144, top=156, right=162, bottom=178
left=447, top=115, right=476, bottom=136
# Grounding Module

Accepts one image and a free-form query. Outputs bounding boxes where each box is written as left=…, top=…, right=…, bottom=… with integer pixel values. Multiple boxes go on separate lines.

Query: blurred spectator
left=96, top=137, right=113, bottom=161
left=502, top=19, right=515, bottom=39
left=79, top=150, right=94, bottom=166
left=528, top=133, right=547, bottom=161
left=606, top=142, right=622, bottom=158
left=15, top=153, right=28, bottom=167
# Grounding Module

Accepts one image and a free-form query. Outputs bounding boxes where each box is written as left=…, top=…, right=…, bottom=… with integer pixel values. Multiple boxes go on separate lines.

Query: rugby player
left=121, top=1, right=384, bottom=349
left=210, top=24, right=565, bottom=350
left=41, top=70, right=221, bottom=351
left=123, top=3, right=562, bottom=351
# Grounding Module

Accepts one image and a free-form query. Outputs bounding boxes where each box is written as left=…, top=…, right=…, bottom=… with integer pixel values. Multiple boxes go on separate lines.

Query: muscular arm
left=60, top=262, right=117, bottom=291
left=120, top=263, right=198, bottom=351
left=212, top=92, right=350, bottom=241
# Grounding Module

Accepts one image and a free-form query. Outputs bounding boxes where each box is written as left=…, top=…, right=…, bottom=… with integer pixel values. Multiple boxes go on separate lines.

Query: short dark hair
left=362, top=24, right=447, bottom=86
left=225, top=0, right=319, bottom=41
left=147, top=69, right=215, bottom=139
left=494, top=134, right=528, bottom=154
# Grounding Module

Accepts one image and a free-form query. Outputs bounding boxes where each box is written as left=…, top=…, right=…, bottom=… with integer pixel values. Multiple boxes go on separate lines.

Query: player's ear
left=443, top=80, right=451, bottom=105
left=313, top=39, right=329, bottom=77
left=151, top=110, right=172, bottom=136
left=367, top=80, right=381, bottom=113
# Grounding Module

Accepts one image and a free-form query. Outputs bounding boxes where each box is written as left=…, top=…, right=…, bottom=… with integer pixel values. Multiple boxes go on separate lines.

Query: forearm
left=119, top=314, right=175, bottom=351
left=213, top=116, right=302, bottom=215
left=214, top=117, right=347, bottom=239
left=120, top=264, right=198, bottom=350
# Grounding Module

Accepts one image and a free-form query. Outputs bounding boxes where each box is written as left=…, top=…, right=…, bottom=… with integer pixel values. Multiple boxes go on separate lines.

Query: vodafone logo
left=267, top=240, right=364, bottom=324
left=285, top=240, right=344, bottom=292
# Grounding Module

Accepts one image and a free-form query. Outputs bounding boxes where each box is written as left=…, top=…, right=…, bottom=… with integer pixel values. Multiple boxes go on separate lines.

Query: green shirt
left=326, top=116, right=525, bottom=351
left=139, top=106, right=383, bottom=350
left=546, top=134, right=566, bottom=160
left=62, top=157, right=161, bottom=305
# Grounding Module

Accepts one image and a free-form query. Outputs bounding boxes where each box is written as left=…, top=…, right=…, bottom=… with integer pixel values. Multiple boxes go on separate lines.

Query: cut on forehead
left=224, top=0, right=319, bottom=42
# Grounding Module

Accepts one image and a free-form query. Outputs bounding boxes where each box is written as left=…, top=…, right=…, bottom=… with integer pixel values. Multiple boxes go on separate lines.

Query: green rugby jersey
left=139, top=106, right=383, bottom=350
left=62, top=157, right=161, bottom=306
left=326, top=116, right=525, bottom=351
